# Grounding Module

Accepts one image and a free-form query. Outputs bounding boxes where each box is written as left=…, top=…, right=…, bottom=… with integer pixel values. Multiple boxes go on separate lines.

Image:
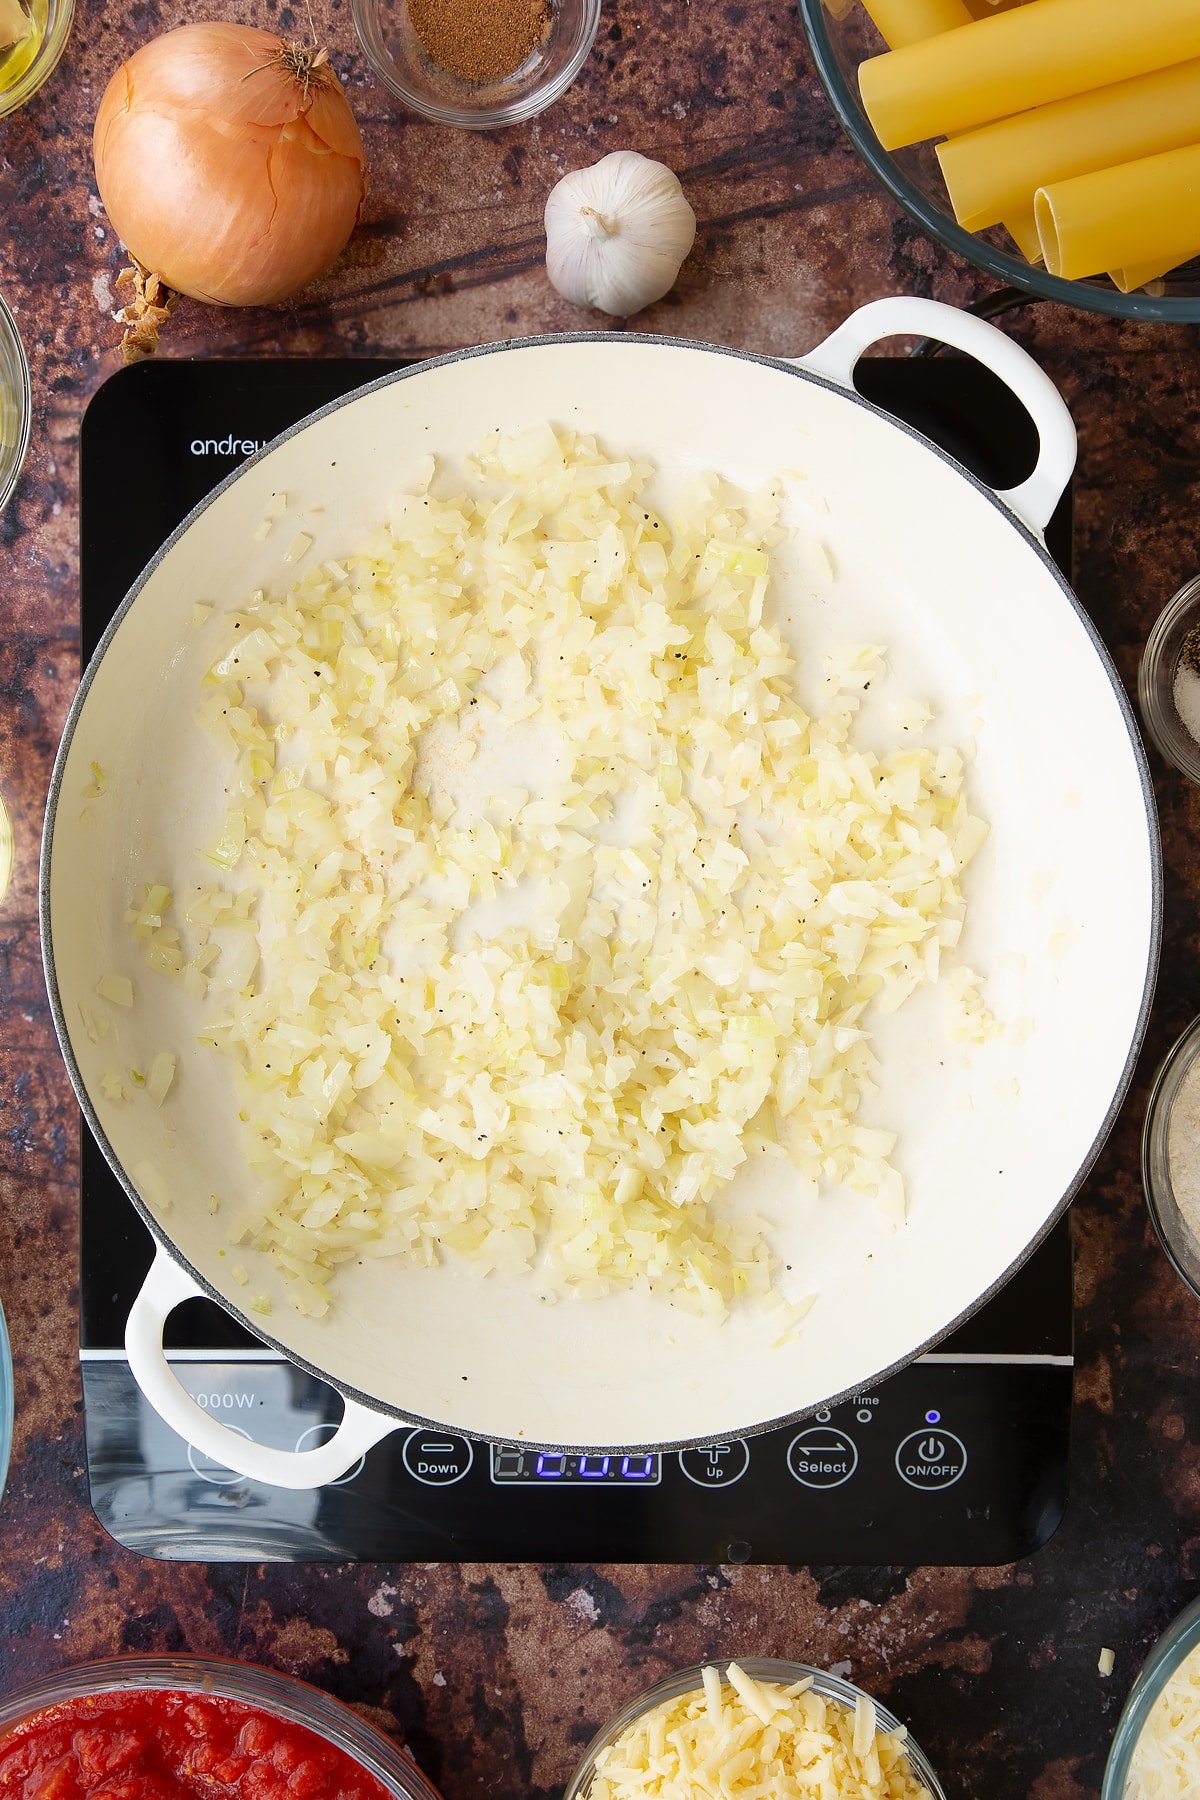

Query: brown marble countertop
left=3, top=2, right=1200, bottom=1796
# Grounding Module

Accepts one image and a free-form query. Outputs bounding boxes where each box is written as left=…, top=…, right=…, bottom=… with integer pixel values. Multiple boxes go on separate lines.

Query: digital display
left=489, top=1448, right=662, bottom=1486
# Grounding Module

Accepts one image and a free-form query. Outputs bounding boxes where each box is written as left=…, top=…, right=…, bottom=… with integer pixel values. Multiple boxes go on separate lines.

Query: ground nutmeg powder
left=409, top=0, right=551, bottom=84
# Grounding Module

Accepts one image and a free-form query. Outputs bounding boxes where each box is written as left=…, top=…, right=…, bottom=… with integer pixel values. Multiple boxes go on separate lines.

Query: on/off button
left=895, top=1428, right=967, bottom=1491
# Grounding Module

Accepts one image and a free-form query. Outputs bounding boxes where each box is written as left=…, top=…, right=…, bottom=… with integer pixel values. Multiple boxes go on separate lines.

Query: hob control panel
left=82, top=1347, right=1069, bottom=1565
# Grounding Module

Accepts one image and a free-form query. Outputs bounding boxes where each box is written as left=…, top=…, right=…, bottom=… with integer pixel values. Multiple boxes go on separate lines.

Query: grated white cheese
left=1129, top=1641, right=1200, bottom=1799
left=590, top=1663, right=932, bottom=1800
left=132, top=426, right=987, bottom=1320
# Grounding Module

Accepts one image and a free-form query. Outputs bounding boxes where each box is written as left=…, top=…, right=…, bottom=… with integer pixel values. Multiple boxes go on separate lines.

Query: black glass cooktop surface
left=78, top=353, right=1074, bottom=1564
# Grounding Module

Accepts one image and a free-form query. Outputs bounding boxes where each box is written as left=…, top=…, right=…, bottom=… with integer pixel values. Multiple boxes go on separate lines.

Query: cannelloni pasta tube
left=1035, top=141, right=1200, bottom=279
left=861, top=0, right=972, bottom=49
left=861, top=0, right=1200, bottom=151
left=937, top=59, right=1200, bottom=231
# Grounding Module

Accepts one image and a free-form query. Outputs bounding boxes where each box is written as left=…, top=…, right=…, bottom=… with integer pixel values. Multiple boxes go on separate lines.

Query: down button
left=895, top=1428, right=967, bottom=1491
left=401, top=1429, right=474, bottom=1486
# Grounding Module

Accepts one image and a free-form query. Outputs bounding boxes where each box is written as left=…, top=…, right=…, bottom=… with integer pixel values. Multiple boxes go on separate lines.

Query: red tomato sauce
left=0, top=1690, right=398, bottom=1800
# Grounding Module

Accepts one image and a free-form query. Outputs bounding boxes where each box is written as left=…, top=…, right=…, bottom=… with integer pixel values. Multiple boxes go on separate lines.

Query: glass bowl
left=1102, top=1595, right=1200, bottom=1798
left=1139, top=575, right=1200, bottom=784
left=0, top=0, right=74, bottom=121
left=1142, top=1015, right=1200, bottom=1303
left=351, top=0, right=600, bottom=128
left=0, top=1657, right=443, bottom=1800
left=795, top=0, right=1200, bottom=322
left=0, top=290, right=30, bottom=516
left=564, top=1659, right=946, bottom=1800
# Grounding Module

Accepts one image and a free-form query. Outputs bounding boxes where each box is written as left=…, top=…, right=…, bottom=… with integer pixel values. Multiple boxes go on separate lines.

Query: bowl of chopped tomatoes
left=0, top=1658, right=442, bottom=1800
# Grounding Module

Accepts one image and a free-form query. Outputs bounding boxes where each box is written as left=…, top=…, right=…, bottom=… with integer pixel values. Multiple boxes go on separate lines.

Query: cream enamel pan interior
left=44, top=300, right=1159, bottom=1486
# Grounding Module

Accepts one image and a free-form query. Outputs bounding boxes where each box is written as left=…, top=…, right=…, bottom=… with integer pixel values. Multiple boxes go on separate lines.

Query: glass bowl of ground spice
left=352, top=0, right=600, bottom=128
left=1139, top=575, right=1200, bottom=785
left=1143, top=1017, right=1200, bottom=1303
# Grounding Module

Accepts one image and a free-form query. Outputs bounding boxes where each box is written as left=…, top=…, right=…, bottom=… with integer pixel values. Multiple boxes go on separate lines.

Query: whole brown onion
left=94, top=21, right=368, bottom=308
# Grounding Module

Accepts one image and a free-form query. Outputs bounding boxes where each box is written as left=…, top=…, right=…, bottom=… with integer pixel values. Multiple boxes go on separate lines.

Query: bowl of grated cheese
left=1103, top=1600, right=1200, bottom=1800
left=564, top=1658, right=945, bottom=1800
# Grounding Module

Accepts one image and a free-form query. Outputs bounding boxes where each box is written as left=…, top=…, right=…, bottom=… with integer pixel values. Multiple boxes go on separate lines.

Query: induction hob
left=78, top=353, right=1075, bottom=1565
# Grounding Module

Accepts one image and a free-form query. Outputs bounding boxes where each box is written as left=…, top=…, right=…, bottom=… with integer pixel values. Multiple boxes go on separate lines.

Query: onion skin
left=94, top=23, right=368, bottom=308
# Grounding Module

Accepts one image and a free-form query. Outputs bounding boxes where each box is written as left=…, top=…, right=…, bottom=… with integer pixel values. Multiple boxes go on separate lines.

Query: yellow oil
left=0, top=0, right=47, bottom=94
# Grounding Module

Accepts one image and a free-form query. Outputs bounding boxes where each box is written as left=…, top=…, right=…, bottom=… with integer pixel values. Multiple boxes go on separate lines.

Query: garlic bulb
left=544, top=151, right=697, bottom=318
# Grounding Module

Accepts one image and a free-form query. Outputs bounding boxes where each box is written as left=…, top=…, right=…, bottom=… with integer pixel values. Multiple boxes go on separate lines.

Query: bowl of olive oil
left=0, top=0, right=73, bottom=118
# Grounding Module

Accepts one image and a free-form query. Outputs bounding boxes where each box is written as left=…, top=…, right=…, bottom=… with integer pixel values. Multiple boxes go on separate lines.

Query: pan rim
left=43, top=331, right=1162, bottom=1455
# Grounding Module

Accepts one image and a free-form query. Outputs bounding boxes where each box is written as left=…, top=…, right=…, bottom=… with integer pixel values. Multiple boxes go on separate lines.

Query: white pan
left=43, top=298, right=1159, bottom=1488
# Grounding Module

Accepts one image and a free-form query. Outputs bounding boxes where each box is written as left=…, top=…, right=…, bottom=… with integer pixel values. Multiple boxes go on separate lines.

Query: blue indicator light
left=925, top=1409, right=941, bottom=1425
left=621, top=1455, right=654, bottom=1480
left=536, top=1453, right=566, bottom=1478
left=579, top=1455, right=610, bottom=1479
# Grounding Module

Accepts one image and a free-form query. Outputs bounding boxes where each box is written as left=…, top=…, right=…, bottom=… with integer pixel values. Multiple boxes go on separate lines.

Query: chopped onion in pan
left=130, top=427, right=987, bottom=1319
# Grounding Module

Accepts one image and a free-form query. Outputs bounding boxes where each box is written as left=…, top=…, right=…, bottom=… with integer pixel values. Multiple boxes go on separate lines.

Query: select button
left=402, top=1429, right=474, bottom=1486
left=786, top=1426, right=858, bottom=1489
left=895, top=1428, right=967, bottom=1491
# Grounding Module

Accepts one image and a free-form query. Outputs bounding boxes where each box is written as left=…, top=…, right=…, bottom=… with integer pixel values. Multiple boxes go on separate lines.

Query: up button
left=895, top=1428, right=967, bottom=1491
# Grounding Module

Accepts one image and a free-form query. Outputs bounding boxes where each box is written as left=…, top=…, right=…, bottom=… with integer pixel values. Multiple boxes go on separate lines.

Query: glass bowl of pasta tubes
left=797, top=0, right=1200, bottom=321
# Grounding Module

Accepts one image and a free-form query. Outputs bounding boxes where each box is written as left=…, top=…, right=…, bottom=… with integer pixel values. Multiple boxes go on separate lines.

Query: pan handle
left=796, top=296, right=1077, bottom=536
left=125, top=1247, right=399, bottom=1489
